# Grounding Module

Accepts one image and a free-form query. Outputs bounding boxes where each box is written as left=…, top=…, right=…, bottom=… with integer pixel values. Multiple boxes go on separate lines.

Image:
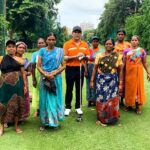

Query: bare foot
left=96, top=121, right=101, bottom=125
left=4, top=123, right=8, bottom=128
left=15, top=128, right=23, bottom=134
left=34, top=112, right=38, bottom=118
left=136, top=106, right=142, bottom=115
left=0, top=127, right=4, bottom=136
left=96, top=121, right=107, bottom=127
left=136, top=110, right=142, bottom=115
left=100, top=122, right=107, bottom=127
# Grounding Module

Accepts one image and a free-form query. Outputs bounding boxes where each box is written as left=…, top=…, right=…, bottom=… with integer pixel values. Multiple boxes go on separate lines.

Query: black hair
left=104, top=38, right=115, bottom=46
left=117, top=29, right=126, bottom=35
left=46, top=32, right=57, bottom=39
left=131, top=35, right=140, bottom=41
left=6, top=40, right=16, bottom=47
left=37, top=38, right=45, bottom=43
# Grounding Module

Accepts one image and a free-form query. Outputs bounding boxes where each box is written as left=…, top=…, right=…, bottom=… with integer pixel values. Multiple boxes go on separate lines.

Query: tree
left=0, top=15, right=8, bottom=42
left=96, top=0, right=143, bottom=43
left=82, top=29, right=96, bottom=44
left=125, top=0, right=150, bottom=52
left=6, top=0, right=61, bottom=48
left=0, top=0, right=7, bottom=55
left=0, top=15, right=8, bottom=55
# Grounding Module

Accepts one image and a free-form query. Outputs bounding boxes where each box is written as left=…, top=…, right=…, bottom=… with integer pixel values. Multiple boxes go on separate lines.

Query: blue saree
left=39, top=47, right=64, bottom=127
left=86, top=47, right=105, bottom=102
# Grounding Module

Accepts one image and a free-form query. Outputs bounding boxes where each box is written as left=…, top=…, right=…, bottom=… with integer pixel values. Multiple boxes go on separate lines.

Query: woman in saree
left=0, top=40, right=27, bottom=135
left=31, top=38, right=46, bottom=117
left=37, top=33, right=65, bottom=130
left=120, top=35, right=150, bottom=114
left=86, top=36, right=105, bottom=107
left=90, top=39, right=122, bottom=126
left=15, top=41, right=31, bottom=120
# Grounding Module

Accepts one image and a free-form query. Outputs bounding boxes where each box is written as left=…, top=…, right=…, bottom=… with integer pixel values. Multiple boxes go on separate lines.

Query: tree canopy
left=125, top=0, right=150, bottom=51
left=6, top=0, right=66, bottom=48
left=96, top=0, right=143, bottom=43
left=3, top=0, right=150, bottom=51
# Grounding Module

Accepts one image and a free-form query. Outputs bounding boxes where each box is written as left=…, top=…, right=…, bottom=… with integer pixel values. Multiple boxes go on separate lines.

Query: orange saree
left=123, top=47, right=146, bottom=106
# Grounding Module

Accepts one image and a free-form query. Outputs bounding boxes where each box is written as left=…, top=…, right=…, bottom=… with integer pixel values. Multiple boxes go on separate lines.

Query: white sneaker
left=75, top=108, right=83, bottom=115
left=64, top=109, right=71, bottom=116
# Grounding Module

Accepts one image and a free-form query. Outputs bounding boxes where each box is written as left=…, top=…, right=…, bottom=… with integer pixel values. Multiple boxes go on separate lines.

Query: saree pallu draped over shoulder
left=39, top=47, right=64, bottom=127
left=123, top=47, right=146, bottom=107
left=0, top=55, right=25, bottom=124
left=95, top=52, right=122, bottom=124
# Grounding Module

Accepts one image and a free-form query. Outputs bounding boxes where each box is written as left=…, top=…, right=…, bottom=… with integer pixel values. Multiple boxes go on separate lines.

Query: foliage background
left=4, top=0, right=68, bottom=48
left=96, top=0, right=150, bottom=52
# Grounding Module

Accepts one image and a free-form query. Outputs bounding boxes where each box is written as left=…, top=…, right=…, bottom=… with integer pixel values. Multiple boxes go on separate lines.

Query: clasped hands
left=76, top=53, right=85, bottom=60
left=44, top=72, right=55, bottom=80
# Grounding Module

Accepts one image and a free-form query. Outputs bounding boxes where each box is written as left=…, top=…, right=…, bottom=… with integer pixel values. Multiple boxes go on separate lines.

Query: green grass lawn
left=0, top=54, right=150, bottom=150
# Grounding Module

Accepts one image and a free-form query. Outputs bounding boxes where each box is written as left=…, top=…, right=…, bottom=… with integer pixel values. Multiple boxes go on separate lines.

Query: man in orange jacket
left=63, top=26, right=89, bottom=116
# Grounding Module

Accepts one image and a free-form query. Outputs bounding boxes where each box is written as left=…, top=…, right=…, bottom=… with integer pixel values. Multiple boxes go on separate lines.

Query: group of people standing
left=90, top=30, right=150, bottom=126
left=0, top=26, right=150, bottom=135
